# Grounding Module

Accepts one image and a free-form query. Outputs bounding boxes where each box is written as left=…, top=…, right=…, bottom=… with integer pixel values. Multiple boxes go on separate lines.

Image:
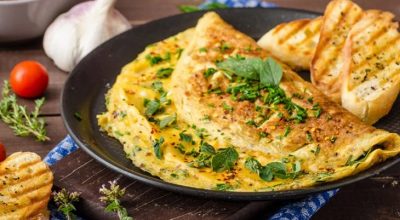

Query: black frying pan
left=61, top=8, right=400, bottom=201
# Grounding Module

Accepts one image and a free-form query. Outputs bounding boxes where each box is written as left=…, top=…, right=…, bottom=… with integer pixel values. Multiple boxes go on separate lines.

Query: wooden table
left=1, top=0, right=399, bottom=219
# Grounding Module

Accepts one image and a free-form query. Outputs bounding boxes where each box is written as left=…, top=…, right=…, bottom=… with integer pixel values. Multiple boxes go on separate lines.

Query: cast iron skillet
left=62, top=8, right=400, bottom=201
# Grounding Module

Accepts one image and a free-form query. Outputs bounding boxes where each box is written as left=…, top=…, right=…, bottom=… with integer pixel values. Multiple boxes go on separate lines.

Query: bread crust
left=257, top=17, right=322, bottom=70
left=311, top=0, right=363, bottom=103
left=341, top=10, right=400, bottom=124
left=0, top=152, right=53, bottom=220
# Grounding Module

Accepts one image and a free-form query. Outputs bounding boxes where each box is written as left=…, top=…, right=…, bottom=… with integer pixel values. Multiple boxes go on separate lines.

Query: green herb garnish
left=0, top=81, right=49, bottom=141
left=179, top=131, right=193, bottom=143
left=152, top=137, right=164, bottom=159
left=99, top=180, right=132, bottom=220
left=53, top=189, right=81, bottom=220
left=158, top=114, right=176, bottom=129
left=211, top=147, right=239, bottom=172
left=144, top=99, right=161, bottom=117
left=204, top=67, right=217, bottom=78
left=214, top=183, right=233, bottom=191
left=244, top=157, right=302, bottom=182
left=283, top=126, right=291, bottom=137
left=179, top=2, right=227, bottom=13
left=156, top=67, right=174, bottom=78
left=217, top=57, right=283, bottom=86
left=222, top=102, right=234, bottom=112
left=244, top=157, right=262, bottom=174
left=74, top=112, right=82, bottom=121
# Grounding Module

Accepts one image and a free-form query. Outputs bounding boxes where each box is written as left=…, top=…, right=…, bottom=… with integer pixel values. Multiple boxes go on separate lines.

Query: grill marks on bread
left=341, top=10, right=400, bottom=124
left=0, top=152, right=53, bottom=219
left=258, top=17, right=322, bottom=70
left=311, top=0, right=363, bottom=103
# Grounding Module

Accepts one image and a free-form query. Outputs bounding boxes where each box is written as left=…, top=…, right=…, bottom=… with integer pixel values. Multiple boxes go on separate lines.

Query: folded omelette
left=97, top=12, right=400, bottom=192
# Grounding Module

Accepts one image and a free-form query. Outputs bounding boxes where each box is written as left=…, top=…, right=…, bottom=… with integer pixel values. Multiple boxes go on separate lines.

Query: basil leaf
left=153, top=137, right=164, bottom=159
left=159, top=114, right=176, bottom=129
left=266, top=162, right=288, bottom=179
left=259, top=166, right=273, bottom=181
left=179, top=132, right=193, bottom=143
left=217, top=57, right=261, bottom=80
left=212, top=147, right=239, bottom=172
left=200, top=142, right=216, bottom=154
left=263, top=57, right=283, bottom=86
left=244, top=157, right=261, bottom=174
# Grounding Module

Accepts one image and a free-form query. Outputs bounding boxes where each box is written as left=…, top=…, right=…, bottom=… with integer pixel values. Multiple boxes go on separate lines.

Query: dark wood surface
left=0, top=1, right=399, bottom=219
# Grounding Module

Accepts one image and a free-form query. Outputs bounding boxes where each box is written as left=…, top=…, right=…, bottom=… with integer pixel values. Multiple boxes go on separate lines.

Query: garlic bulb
left=43, top=0, right=131, bottom=72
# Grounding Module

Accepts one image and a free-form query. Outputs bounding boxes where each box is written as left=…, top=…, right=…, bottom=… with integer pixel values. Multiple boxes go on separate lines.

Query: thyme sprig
left=53, top=188, right=81, bottom=220
left=99, top=180, right=133, bottom=220
left=0, top=81, right=49, bottom=141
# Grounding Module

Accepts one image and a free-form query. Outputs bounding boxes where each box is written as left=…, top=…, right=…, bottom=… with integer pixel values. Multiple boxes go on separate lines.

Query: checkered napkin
left=45, top=1, right=339, bottom=219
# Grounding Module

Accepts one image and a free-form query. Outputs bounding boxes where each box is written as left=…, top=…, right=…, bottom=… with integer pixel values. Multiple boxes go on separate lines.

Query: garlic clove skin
left=43, top=0, right=131, bottom=72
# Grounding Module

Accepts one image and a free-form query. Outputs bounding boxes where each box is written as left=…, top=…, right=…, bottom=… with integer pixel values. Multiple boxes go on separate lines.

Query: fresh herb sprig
left=0, top=81, right=49, bottom=141
left=179, top=3, right=228, bottom=13
left=217, top=57, right=283, bottom=86
left=245, top=157, right=302, bottom=181
left=99, top=180, right=133, bottom=220
left=53, top=189, right=81, bottom=220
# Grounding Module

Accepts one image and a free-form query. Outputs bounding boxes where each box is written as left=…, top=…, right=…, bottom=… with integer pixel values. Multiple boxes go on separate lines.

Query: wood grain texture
left=0, top=0, right=399, bottom=219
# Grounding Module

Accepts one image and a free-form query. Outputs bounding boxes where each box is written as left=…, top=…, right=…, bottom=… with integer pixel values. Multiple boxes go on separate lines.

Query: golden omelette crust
left=98, top=12, right=400, bottom=192
left=311, top=0, right=363, bottom=103
left=172, top=12, right=377, bottom=155
left=0, top=152, right=53, bottom=220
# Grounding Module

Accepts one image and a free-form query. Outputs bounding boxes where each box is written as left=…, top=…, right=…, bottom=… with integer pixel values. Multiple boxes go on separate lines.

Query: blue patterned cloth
left=46, top=0, right=339, bottom=219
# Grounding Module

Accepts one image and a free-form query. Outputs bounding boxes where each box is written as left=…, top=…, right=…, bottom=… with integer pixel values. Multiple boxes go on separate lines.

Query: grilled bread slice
left=257, top=17, right=322, bottom=70
left=0, top=152, right=53, bottom=220
left=341, top=10, right=400, bottom=125
left=311, top=0, right=363, bottom=103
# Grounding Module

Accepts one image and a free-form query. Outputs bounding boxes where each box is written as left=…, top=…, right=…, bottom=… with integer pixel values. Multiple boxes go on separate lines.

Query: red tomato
left=9, top=61, right=49, bottom=98
left=0, top=143, right=6, bottom=162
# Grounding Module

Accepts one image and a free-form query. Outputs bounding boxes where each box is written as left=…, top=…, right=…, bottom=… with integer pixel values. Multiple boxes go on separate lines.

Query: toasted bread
left=0, top=152, right=53, bottom=220
left=311, top=0, right=363, bottom=103
left=341, top=10, right=400, bottom=125
left=257, top=17, right=322, bottom=70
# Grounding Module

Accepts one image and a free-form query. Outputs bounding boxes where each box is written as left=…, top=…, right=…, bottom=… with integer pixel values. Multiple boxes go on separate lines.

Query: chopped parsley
left=312, top=103, right=322, bottom=118
left=283, top=126, right=291, bottom=137
left=214, top=183, right=233, bottom=191
left=220, top=42, right=231, bottom=53
left=74, top=112, right=82, bottom=121
left=246, top=120, right=257, bottom=127
left=306, top=131, right=313, bottom=142
left=199, top=47, right=208, bottom=53
left=345, top=149, right=372, bottom=166
left=156, top=67, right=174, bottom=78
left=144, top=99, right=161, bottom=117
left=204, top=68, right=217, bottom=78
left=145, top=54, right=163, bottom=65
left=153, top=137, right=164, bottom=159
left=222, top=102, right=233, bottom=112
left=158, top=114, right=176, bottom=129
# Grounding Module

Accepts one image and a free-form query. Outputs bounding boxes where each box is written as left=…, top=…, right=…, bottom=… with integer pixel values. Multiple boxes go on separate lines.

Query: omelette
left=97, top=12, right=400, bottom=192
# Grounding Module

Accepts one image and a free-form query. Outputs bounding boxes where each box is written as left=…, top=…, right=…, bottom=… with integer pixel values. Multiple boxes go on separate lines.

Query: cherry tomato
left=9, top=61, right=49, bottom=98
left=0, top=143, right=6, bottom=162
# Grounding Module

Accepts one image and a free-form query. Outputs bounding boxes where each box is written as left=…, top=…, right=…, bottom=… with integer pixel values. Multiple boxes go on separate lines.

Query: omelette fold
left=98, top=12, right=400, bottom=192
